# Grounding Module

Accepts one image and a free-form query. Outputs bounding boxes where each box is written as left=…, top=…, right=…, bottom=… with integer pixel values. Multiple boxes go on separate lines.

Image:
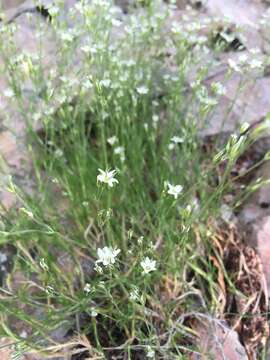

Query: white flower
left=228, top=59, right=242, bottom=73
left=123, top=59, right=136, bottom=67
left=84, top=283, right=91, bottom=294
left=96, top=246, right=121, bottom=266
left=0, top=253, right=7, bottom=264
left=112, top=18, right=122, bottom=27
left=146, top=346, right=155, bottom=358
left=91, top=308, right=98, bottom=317
left=249, top=59, right=263, bottom=69
left=20, top=330, right=28, bottom=339
left=168, top=143, right=175, bottom=150
left=153, top=114, right=159, bottom=129
left=190, top=197, right=200, bottom=212
left=152, top=114, right=159, bottom=123
left=47, top=5, right=59, bottom=17
left=81, top=44, right=98, bottom=54
left=114, top=146, right=125, bottom=162
left=171, top=136, right=184, bottom=144
left=61, top=32, right=74, bottom=42
left=136, top=86, right=149, bottom=95
left=167, top=183, right=183, bottom=199
left=82, top=78, right=93, bottom=89
left=20, top=60, right=31, bottom=76
left=100, top=79, right=111, bottom=88
left=97, top=169, right=118, bottom=187
left=107, top=136, right=118, bottom=146
left=171, top=22, right=182, bottom=34
left=250, top=48, right=260, bottom=55
left=54, top=148, right=63, bottom=158
left=238, top=54, right=248, bottom=64
left=211, top=82, right=226, bottom=96
left=81, top=45, right=92, bottom=54
left=138, top=236, right=144, bottom=245
left=4, top=88, right=14, bottom=98
left=140, top=257, right=157, bottom=274
left=33, top=112, right=41, bottom=122
left=163, top=73, right=171, bottom=81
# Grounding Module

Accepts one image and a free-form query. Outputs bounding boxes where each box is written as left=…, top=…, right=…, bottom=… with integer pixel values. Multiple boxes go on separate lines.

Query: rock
left=170, top=5, right=270, bottom=137
left=255, top=216, right=270, bottom=295
left=0, top=339, right=12, bottom=360
left=205, top=0, right=267, bottom=26
left=192, top=319, right=248, bottom=359
left=202, top=71, right=270, bottom=136
left=115, top=0, right=134, bottom=13
left=204, top=0, right=268, bottom=50
left=240, top=161, right=270, bottom=229
left=173, top=0, right=204, bottom=9
left=239, top=161, right=270, bottom=294
left=0, top=131, right=26, bottom=172
left=1, top=0, right=26, bottom=10
left=252, top=161, right=270, bottom=208
left=2, top=0, right=76, bottom=21
left=11, top=12, right=56, bottom=66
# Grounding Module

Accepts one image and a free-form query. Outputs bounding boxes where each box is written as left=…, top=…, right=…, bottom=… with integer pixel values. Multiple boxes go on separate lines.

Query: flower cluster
left=228, top=49, right=264, bottom=73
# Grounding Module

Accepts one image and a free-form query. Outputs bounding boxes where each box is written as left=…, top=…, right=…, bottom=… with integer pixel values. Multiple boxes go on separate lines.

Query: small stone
left=255, top=216, right=270, bottom=295
left=192, top=319, right=248, bottom=360
left=0, top=339, right=12, bottom=360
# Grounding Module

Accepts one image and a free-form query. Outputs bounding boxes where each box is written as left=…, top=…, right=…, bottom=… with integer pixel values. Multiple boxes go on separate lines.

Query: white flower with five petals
left=171, top=136, right=184, bottom=144
left=167, top=182, right=183, bottom=199
left=96, top=246, right=121, bottom=267
left=107, top=136, right=118, bottom=146
left=140, top=257, right=157, bottom=274
left=136, top=86, right=149, bottom=95
left=97, top=169, right=118, bottom=187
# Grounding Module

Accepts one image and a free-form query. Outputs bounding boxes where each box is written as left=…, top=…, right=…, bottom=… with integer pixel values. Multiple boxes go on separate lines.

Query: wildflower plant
left=0, top=0, right=268, bottom=358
